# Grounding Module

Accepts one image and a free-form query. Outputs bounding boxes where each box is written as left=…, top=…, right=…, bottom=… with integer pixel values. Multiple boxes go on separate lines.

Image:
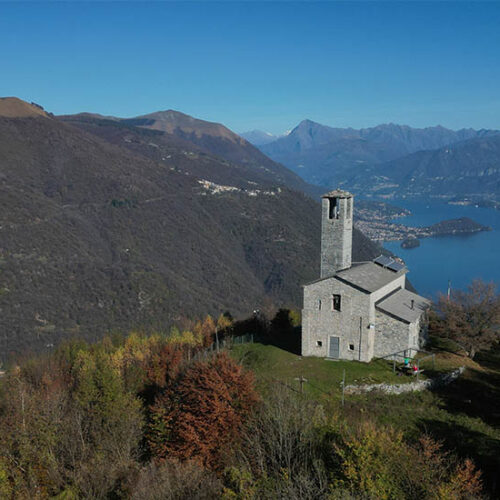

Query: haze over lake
left=382, top=199, right=500, bottom=298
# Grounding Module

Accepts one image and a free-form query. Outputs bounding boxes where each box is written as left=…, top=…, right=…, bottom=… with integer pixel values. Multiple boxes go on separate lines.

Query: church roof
left=304, top=261, right=406, bottom=292
left=335, top=261, right=407, bottom=293
left=376, top=288, right=430, bottom=324
left=322, top=189, right=353, bottom=199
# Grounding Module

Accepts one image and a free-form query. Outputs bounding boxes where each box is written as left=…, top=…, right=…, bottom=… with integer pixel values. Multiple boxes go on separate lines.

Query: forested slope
left=0, top=101, right=383, bottom=357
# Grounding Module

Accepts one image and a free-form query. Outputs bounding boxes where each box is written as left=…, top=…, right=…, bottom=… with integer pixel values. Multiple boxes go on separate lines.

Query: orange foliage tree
left=144, top=344, right=184, bottom=391
left=147, top=352, right=258, bottom=468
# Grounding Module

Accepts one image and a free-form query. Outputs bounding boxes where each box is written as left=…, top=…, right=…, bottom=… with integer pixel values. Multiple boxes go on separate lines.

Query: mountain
left=58, top=113, right=313, bottom=194
left=345, top=133, right=500, bottom=198
left=259, top=120, right=498, bottom=188
left=0, top=98, right=384, bottom=358
left=114, top=110, right=319, bottom=197
left=0, top=97, right=49, bottom=118
left=239, top=130, right=283, bottom=146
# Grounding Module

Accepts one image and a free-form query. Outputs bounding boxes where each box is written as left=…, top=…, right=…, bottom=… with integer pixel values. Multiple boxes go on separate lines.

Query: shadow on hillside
left=426, top=344, right=500, bottom=429
left=420, top=345, right=500, bottom=498
left=417, top=418, right=500, bottom=498
left=232, top=312, right=302, bottom=355
left=430, top=366, right=500, bottom=428
left=261, top=325, right=302, bottom=355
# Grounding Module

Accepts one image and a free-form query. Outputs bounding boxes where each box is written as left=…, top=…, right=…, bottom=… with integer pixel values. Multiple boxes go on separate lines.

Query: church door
left=329, top=336, right=340, bottom=359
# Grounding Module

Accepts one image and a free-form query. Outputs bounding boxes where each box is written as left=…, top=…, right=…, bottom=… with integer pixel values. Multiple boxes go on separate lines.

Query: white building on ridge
left=301, top=190, right=429, bottom=362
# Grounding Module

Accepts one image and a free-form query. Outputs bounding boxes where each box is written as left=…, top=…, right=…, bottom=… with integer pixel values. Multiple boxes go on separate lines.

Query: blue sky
left=1, top=1, right=499, bottom=134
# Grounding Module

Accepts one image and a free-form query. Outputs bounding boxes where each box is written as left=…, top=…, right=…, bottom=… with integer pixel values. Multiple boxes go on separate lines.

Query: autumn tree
left=332, top=422, right=483, bottom=499
left=430, top=279, right=500, bottom=358
left=142, top=343, right=184, bottom=402
left=148, top=352, right=258, bottom=468
left=68, top=349, right=144, bottom=496
left=216, top=312, right=233, bottom=341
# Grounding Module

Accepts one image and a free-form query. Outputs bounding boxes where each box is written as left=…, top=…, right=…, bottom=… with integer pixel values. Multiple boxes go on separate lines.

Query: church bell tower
left=320, top=190, right=353, bottom=278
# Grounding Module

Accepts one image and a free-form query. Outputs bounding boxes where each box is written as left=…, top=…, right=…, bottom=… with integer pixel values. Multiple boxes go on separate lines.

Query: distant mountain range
left=0, top=98, right=383, bottom=357
left=239, top=130, right=288, bottom=146
left=248, top=120, right=500, bottom=198
left=347, top=133, right=500, bottom=198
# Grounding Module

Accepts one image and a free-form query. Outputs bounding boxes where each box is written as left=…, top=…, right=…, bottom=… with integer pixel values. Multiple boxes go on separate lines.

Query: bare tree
left=430, top=279, right=500, bottom=359
left=235, top=384, right=329, bottom=499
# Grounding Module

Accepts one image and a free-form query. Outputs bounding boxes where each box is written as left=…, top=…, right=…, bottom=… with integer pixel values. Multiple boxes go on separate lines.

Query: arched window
left=328, top=198, right=339, bottom=219
left=332, top=294, right=341, bottom=311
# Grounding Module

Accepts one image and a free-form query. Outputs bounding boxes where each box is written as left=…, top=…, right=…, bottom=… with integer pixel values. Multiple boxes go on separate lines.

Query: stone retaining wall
left=344, top=367, right=465, bottom=395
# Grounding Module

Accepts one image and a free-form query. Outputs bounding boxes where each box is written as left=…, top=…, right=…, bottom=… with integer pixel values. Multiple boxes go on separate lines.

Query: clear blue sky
left=1, top=1, right=499, bottom=134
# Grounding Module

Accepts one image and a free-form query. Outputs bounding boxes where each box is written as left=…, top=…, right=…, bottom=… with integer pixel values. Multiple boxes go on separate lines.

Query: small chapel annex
left=302, top=190, right=430, bottom=362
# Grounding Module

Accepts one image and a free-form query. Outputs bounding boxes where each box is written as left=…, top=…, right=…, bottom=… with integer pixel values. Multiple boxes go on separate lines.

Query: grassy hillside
left=231, top=341, right=500, bottom=497
left=0, top=324, right=493, bottom=498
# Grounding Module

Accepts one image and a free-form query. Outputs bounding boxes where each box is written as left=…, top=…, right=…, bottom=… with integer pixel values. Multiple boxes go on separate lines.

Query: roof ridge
left=375, top=286, right=403, bottom=305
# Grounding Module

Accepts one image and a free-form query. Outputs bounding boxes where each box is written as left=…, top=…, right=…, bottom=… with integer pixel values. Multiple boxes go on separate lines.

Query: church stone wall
left=410, top=314, right=428, bottom=349
left=373, top=310, right=412, bottom=358
left=302, top=277, right=374, bottom=362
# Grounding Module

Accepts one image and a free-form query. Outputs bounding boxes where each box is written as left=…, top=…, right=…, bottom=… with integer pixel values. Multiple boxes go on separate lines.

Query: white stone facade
left=302, top=276, right=374, bottom=361
left=302, top=190, right=429, bottom=362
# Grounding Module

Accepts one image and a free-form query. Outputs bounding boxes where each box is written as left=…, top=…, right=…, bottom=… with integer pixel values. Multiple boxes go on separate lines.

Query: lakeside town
left=354, top=201, right=492, bottom=243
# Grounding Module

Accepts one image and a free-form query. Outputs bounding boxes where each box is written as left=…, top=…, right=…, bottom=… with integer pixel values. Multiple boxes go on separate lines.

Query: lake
left=381, top=199, right=500, bottom=299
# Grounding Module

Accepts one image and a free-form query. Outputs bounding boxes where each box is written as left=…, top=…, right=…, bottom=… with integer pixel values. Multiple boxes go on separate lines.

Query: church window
left=332, top=294, right=341, bottom=311
left=349, top=343, right=355, bottom=351
left=318, top=299, right=322, bottom=310
left=316, top=340, right=322, bottom=347
left=328, top=198, right=339, bottom=219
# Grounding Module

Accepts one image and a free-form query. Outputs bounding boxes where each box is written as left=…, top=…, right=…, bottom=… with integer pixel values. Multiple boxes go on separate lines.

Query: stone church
left=302, top=190, right=429, bottom=362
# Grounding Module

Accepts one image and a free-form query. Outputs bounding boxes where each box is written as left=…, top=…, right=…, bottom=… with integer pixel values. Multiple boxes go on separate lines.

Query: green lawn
left=231, top=342, right=433, bottom=399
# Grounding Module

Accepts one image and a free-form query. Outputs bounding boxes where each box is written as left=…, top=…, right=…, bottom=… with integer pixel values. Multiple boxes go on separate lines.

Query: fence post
left=341, top=369, right=346, bottom=407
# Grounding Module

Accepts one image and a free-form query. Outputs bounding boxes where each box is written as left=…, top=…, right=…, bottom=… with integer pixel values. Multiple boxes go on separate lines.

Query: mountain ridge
left=257, top=119, right=499, bottom=189
left=0, top=97, right=49, bottom=118
left=0, top=98, right=384, bottom=357
left=345, top=132, right=500, bottom=198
